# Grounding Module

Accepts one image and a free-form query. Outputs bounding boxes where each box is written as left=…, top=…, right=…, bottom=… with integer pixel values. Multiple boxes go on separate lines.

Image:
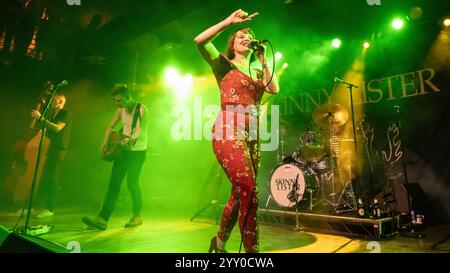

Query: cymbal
left=312, top=103, right=349, bottom=128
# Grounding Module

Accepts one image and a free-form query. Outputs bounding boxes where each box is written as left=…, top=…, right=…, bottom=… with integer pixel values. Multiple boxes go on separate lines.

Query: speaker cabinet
left=0, top=225, right=69, bottom=253
left=376, top=183, right=428, bottom=216
left=395, top=183, right=428, bottom=215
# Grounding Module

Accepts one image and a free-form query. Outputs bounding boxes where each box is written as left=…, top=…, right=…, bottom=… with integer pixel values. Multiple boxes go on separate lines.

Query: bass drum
left=269, top=163, right=319, bottom=208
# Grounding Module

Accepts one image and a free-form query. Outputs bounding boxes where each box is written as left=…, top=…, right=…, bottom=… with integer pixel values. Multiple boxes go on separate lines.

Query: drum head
left=269, top=163, right=306, bottom=207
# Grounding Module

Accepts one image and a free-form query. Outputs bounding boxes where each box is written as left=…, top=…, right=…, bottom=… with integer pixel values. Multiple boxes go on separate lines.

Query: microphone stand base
left=16, top=225, right=53, bottom=236
left=293, top=225, right=306, bottom=232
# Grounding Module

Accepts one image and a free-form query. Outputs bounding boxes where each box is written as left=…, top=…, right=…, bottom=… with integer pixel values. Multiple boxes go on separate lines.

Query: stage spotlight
left=164, top=67, right=179, bottom=86
left=443, top=18, right=450, bottom=27
left=332, top=38, right=341, bottom=48
left=363, top=42, right=370, bottom=49
left=275, top=52, right=283, bottom=61
left=164, top=68, right=193, bottom=99
left=276, top=62, right=289, bottom=78
left=392, top=18, right=405, bottom=30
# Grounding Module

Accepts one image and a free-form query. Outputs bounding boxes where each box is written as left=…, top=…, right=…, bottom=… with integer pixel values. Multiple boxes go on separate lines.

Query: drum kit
left=268, top=103, right=357, bottom=213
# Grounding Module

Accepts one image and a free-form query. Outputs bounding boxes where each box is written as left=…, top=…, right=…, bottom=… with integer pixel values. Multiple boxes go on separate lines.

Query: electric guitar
left=100, top=131, right=136, bottom=162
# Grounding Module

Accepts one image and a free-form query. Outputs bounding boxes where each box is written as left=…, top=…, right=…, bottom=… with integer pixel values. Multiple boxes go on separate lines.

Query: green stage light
left=392, top=18, right=404, bottom=30
left=332, top=38, right=341, bottom=48
left=363, top=42, right=370, bottom=49
left=164, top=67, right=179, bottom=86
left=275, top=52, right=283, bottom=61
left=164, top=68, right=193, bottom=99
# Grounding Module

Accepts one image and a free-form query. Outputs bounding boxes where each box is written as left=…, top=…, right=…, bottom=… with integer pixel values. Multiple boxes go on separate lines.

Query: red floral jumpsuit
left=211, top=54, right=264, bottom=253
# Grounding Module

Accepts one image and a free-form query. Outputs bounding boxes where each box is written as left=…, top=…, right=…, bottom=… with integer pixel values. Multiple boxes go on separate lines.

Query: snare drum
left=311, top=156, right=336, bottom=171
left=315, top=160, right=327, bottom=170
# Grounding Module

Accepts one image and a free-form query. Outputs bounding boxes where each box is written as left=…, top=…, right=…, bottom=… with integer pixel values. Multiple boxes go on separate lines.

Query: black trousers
left=39, top=150, right=66, bottom=211
left=99, top=150, right=146, bottom=221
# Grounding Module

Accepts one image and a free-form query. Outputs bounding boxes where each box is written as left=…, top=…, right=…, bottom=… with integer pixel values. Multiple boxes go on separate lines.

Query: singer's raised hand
left=226, top=9, right=259, bottom=25
left=194, top=9, right=259, bottom=65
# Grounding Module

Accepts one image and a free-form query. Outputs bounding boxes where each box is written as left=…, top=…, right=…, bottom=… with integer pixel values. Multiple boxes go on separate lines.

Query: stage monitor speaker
left=376, top=182, right=428, bottom=216
left=394, top=183, right=428, bottom=216
left=0, top=225, right=69, bottom=253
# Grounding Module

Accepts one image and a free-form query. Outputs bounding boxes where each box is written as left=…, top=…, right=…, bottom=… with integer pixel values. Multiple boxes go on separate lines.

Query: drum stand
left=318, top=170, right=336, bottom=208
left=335, top=151, right=357, bottom=213
left=316, top=114, right=337, bottom=209
left=307, top=168, right=321, bottom=211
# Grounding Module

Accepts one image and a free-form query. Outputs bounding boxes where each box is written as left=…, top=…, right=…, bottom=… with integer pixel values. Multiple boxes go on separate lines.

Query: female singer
left=194, top=9, right=279, bottom=253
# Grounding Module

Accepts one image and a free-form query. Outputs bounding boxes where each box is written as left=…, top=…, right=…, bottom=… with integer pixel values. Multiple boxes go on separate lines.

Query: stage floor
left=0, top=209, right=449, bottom=253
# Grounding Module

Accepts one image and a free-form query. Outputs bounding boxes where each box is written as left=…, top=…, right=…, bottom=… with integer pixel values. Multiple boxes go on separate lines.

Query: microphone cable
left=248, top=40, right=276, bottom=91
left=238, top=39, right=276, bottom=253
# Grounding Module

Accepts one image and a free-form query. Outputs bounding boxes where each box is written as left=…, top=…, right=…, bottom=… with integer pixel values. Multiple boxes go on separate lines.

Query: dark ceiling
left=1, top=0, right=449, bottom=83
left=4, top=0, right=448, bottom=45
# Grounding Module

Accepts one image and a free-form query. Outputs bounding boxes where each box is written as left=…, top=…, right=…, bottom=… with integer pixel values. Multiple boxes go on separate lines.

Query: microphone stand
left=289, top=174, right=305, bottom=231
left=291, top=175, right=299, bottom=228
left=346, top=82, right=358, bottom=163
left=18, top=83, right=62, bottom=235
left=335, top=80, right=358, bottom=212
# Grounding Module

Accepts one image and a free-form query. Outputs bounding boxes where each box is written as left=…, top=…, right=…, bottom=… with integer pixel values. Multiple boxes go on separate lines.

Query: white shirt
left=118, top=103, right=149, bottom=151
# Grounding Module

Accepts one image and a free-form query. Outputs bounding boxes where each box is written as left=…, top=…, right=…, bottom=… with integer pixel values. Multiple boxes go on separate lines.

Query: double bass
left=2, top=81, right=53, bottom=206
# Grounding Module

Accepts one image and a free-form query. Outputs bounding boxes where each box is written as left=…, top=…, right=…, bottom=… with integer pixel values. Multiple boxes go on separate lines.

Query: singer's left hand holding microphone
left=254, top=44, right=267, bottom=63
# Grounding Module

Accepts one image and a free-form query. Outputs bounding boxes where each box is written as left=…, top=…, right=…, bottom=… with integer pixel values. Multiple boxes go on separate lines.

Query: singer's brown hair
left=225, top=27, right=256, bottom=62
left=111, top=84, right=131, bottom=98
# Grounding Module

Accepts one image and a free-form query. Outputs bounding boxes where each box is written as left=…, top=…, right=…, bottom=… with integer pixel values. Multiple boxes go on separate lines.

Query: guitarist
left=29, top=92, right=72, bottom=218
left=82, top=84, right=149, bottom=230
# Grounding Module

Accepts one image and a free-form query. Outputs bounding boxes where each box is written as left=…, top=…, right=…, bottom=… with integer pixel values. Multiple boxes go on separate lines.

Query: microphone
left=334, top=77, right=347, bottom=83
left=57, top=80, right=69, bottom=88
left=334, top=77, right=358, bottom=88
left=248, top=39, right=268, bottom=48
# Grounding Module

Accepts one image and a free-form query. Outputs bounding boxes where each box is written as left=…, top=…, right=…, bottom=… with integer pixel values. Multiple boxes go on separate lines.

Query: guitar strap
left=131, top=103, right=141, bottom=138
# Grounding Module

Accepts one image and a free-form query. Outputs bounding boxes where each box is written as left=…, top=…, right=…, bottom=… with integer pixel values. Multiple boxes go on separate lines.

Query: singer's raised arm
left=194, top=9, right=258, bottom=66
